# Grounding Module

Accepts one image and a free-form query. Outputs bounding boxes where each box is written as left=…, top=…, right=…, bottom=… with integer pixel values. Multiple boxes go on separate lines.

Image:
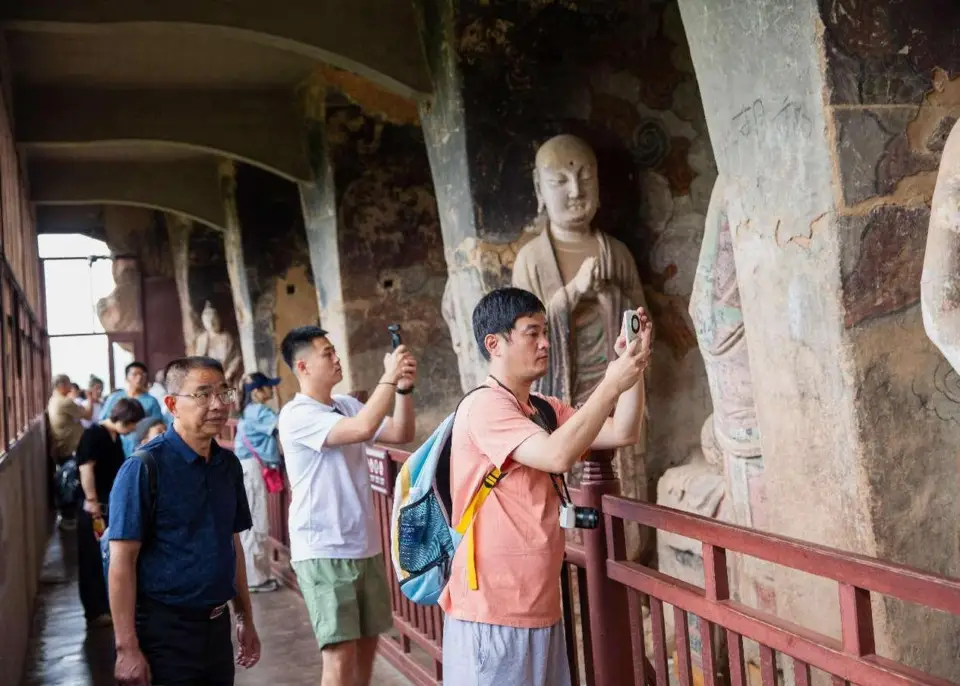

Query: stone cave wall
left=821, top=0, right=960, bottom=674
left=235, top=164, right=319, bottom=406
left=325, top=97, right=462, bottom=439
left=424, top=0, right=717, bottom=493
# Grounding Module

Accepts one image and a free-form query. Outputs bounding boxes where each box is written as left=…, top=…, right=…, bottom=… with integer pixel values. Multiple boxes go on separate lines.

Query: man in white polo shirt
left=278, top=325, right=417, bottom=686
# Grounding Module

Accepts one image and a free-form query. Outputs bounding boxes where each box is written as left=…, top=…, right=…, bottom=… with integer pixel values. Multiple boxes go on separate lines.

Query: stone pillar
left=678, top=0, right=960, bottom=676
left=166, top=213, right=199, bottom=354
left=218, top=160, right=257, bottom=377
left=299, top=83, right=356, bottom=392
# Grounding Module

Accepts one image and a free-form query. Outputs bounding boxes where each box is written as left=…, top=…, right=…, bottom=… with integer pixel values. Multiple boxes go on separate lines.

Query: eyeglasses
left=172, top=389, right=238, bottom=407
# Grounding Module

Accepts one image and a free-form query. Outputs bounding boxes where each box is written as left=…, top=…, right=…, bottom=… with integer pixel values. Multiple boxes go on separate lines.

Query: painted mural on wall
left=326, top=100, right=463, bottom=435
left=445, top=0, right=718, bottom=486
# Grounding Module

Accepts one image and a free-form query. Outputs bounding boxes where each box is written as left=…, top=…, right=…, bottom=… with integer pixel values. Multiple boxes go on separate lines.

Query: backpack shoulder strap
left=130, top=450, right=158, bottom=536
left=529, top=394, right=558, bottom=433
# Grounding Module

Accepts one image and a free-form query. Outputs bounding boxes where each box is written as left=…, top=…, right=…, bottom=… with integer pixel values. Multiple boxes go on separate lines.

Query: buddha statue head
left=533, top=134, right=600, bottom=234
left=201, top=301, right=223, bottom=334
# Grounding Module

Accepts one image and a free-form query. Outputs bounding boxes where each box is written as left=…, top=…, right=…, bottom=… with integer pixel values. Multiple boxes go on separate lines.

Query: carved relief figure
left=922, top=119, right=960, bottom=373
left=688, top=176, right=761, bottom=467
left=194, top=301, right=242, bottom=388
left=512, top=134, right=648, bottom=407
left=96, top=257, right=143, bottom=333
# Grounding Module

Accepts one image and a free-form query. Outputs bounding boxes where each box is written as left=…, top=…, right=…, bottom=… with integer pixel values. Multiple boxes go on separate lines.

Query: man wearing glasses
left=108, top=356, right=262, bottom=686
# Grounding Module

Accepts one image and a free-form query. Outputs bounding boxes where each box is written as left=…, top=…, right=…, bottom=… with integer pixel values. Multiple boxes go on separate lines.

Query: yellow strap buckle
left=455, top=467, right=502, bottom=591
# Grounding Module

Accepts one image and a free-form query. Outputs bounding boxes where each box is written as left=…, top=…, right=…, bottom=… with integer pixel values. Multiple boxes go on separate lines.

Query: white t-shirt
left=278, top=393, right=385, bottom=562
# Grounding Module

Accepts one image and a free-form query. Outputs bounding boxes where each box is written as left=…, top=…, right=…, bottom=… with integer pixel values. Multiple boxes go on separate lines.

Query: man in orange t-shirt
left=440, top=287, right=652, bottom=686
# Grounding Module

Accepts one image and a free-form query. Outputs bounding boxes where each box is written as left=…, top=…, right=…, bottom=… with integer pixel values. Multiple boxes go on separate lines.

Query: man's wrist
left=115, top=637, right=140, bottom=652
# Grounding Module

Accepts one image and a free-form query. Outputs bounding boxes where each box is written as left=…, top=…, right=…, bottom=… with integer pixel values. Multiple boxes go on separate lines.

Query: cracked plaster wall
left=679, top=0, right=960, bottom=677
left=822, top=0, right=960, bottom=676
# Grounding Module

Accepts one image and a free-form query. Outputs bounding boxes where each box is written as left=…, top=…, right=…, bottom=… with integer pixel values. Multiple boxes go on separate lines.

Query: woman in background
left=234, top=372, right=283, bottom=593
left=75, top=397, right=145, bottom=627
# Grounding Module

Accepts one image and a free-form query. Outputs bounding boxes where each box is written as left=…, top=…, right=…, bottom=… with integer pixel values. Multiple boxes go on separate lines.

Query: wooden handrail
left=602, top=495, right=960, bottom=615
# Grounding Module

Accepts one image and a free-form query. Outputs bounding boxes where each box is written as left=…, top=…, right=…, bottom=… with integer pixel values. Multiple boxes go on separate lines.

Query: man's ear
left=164, top=395, right=177, bottom=416
left=484, top=333, right=501, bottom=359
left=295, top=358, right=307, bottom=376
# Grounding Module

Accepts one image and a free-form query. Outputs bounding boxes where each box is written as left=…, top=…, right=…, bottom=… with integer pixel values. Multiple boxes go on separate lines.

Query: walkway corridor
left=19, top=530, right=411, bottom=686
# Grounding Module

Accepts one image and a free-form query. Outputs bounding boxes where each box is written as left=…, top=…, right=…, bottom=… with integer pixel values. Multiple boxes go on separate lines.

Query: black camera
left=559, top=505, right=600, bottom=530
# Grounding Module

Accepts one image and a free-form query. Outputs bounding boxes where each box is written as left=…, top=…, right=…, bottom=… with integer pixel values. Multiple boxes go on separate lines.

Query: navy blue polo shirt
left=108, top=428, right=253, bottom=608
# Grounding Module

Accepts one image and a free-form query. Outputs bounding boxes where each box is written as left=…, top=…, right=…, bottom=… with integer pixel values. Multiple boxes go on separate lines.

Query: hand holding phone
left=388, top=324, right=402, bottom=350
left=622, top=310, right=641, bottom=345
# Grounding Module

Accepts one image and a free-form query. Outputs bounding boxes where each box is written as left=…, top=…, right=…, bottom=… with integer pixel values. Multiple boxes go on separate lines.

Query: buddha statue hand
left=566, top=256, right=602, bottom=302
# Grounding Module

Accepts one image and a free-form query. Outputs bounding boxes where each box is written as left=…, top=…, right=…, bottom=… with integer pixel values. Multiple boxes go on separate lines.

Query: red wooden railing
left=221, top=417, right=960, bottom=686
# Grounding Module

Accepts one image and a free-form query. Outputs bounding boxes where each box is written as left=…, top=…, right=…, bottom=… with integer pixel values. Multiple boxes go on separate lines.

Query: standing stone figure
left=922, top=118, right=960, bottom=372
left=512, top=134, right=647, bottom=407
left=194, top=301, right=242, bottom=388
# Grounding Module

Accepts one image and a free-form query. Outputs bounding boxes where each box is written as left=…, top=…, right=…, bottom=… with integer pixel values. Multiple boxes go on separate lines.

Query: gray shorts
left=442, top=617, right=571, bottom=686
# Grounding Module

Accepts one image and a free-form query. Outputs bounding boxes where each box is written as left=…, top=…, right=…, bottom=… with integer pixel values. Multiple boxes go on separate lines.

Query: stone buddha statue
left=512, top=134, right=647, bottom=407
left=194, top=301, right=242, bottom=388
left=922, top=118, right=960, bottom=372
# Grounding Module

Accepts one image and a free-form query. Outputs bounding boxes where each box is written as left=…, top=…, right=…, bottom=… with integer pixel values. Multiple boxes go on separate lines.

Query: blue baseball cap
left=243, top=372, right=281, bottom=393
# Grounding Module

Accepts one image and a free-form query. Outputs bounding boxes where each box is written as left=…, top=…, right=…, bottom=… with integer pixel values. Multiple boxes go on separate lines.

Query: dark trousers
left=76, top=509, right=109, bottom=620
left=135, top=596, right=235, bottom=686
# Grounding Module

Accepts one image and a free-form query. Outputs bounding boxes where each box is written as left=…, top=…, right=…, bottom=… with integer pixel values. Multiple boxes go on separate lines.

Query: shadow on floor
left=20, top=530, right=411, bottom=686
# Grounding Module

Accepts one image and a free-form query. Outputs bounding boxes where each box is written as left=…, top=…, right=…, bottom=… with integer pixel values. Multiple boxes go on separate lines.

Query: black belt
left=139, top=595, right=230, bottom=621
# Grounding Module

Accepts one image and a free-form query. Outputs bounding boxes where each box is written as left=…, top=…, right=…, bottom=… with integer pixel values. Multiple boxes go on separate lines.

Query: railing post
left=580, top=449, right=633, bottom=686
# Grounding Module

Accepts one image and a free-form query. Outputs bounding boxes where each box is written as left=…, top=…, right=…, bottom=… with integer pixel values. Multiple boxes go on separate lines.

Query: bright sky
left=38, top=234, right=117, bottom=392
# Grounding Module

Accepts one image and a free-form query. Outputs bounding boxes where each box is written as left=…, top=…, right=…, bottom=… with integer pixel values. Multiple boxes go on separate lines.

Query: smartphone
left=622, top=310, right=641, bottom=344
left=388, top=324, right=402, bottom=350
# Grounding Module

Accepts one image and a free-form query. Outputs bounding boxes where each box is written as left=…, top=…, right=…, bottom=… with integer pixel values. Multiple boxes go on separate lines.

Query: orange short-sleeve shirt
left=438, top=378, right=577, bottom=629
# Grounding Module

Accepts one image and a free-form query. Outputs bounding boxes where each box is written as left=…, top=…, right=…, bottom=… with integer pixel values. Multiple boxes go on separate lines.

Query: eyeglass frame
left=170, top=388, right=238, bottom=407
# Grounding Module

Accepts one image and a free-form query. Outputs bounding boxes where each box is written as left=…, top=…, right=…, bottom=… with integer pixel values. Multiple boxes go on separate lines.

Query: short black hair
left=163, top=356, right=225, bottom=394
left=472, top=287, right=546, bottom=361
left=281, top=325, right=328, bottom=370
left=88, top=375, right=104, bottom=388
left=125, top=361, right=148, bottom=377
left=70, top=382, right=81, bottom=392
left=109, top=397, right=147, bottom=425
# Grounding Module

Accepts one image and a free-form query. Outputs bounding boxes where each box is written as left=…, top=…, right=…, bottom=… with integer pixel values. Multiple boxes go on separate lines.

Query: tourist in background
left=133, top=416, right=166, bottom=447
left=82, top=376, right=105, bottom=429
left=234, top=371, right=284, bottom=594
left=75, top=398, right=145, bottom=628
left=48, top=374, right=93, bottom=530
left=99, top=361, right=164, bottom=456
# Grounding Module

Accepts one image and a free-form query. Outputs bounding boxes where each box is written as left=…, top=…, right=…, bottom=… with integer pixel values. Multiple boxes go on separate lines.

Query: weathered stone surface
left=834, top=107, right=913, bottom=206
left=325, top=101, right=462, bottom=439
left=842, top=205, right=929, bottom=327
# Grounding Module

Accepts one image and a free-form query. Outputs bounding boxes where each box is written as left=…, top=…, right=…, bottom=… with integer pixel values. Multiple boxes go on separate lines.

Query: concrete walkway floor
left=20, top=529, right=411, bottom=686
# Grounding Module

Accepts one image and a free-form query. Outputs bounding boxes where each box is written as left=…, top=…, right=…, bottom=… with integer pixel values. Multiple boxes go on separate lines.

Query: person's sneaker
left=249, top=579, right=280, bottom=593
left=88, top=614, right=113, bottom=628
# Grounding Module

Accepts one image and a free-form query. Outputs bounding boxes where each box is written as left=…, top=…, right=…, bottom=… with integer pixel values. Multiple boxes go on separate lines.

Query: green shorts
left=293, top=554, right=393, bottom=649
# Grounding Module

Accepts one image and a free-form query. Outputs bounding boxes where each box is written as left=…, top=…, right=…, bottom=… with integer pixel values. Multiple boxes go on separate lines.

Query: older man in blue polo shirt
left=108, top=356, right=261, bottom=686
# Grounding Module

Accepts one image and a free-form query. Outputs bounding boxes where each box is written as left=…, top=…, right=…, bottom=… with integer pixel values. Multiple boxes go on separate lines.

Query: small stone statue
left=922, top=118, right=960, bottom=372
left=194, top=301, right=242, bottom=388
left=512, top=134, right=647, bottom=407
